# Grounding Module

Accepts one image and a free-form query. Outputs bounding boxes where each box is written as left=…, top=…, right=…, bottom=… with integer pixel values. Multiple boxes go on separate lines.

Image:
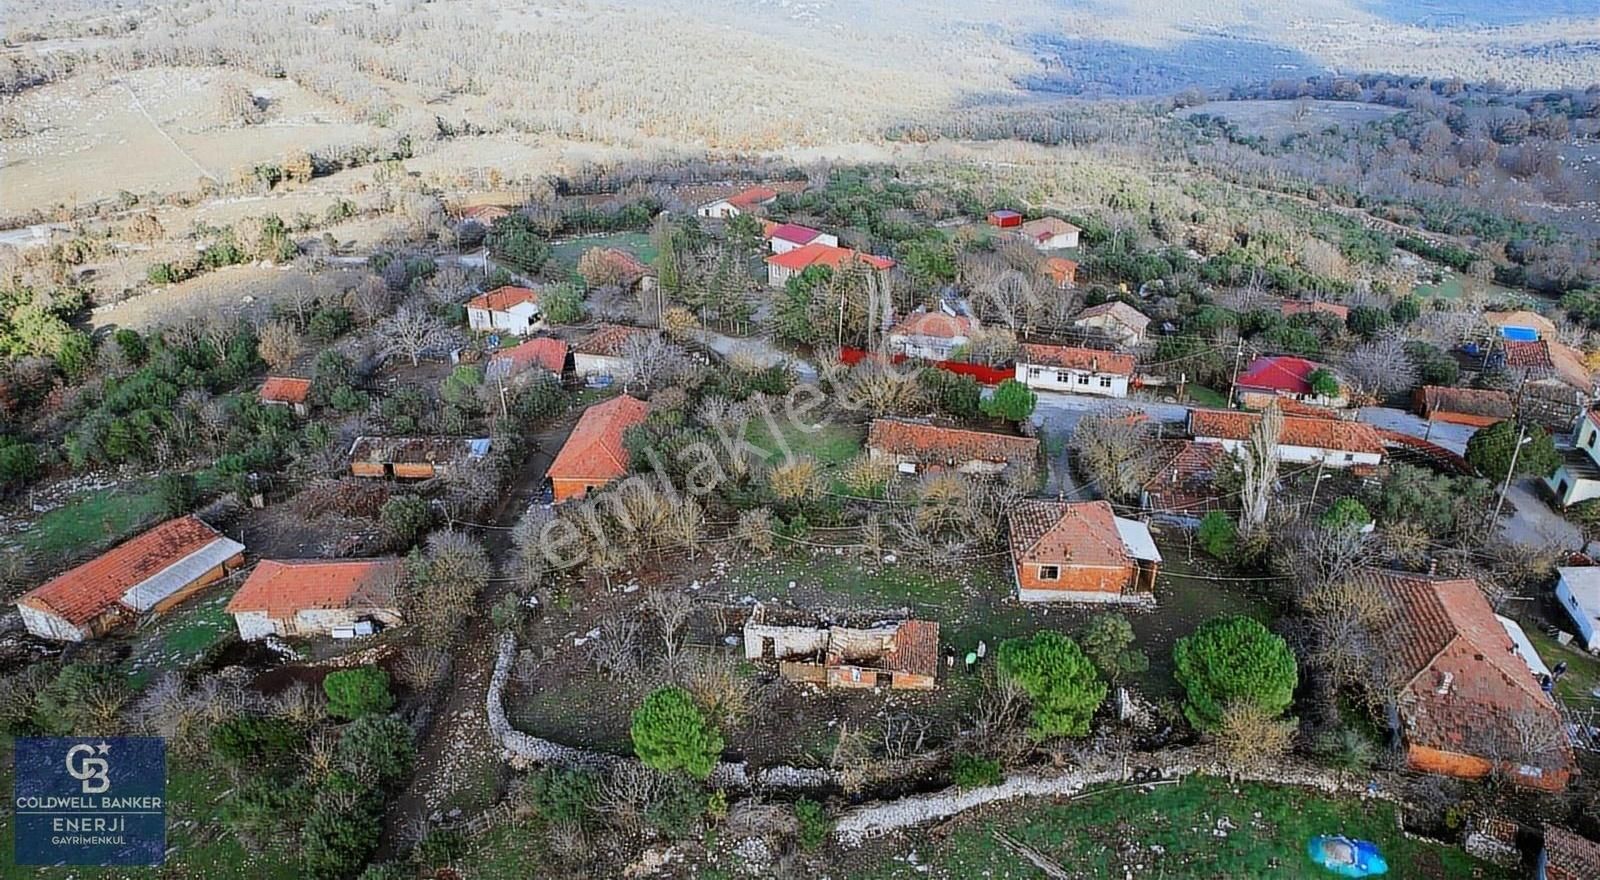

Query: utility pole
left=1307, top=457, right=1327, bottom=512
left=1491, top=423, right=1530, bottom=524
left=1226, top=337, right=1246, bottom=408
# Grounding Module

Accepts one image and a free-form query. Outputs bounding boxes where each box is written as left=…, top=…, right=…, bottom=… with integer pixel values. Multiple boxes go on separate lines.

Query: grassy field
left=852, top=775, right=1504, bottom=879
left=1184, top=385, right=1229, bottom=407
left=123, top=590, right=239, bottom=689
left=549, top=231, right=657, bottom=265
left=9, top=479, right=168, bottom=566
left=1522, top=622, right=1600, bottom=703
left=744, top=416, right=866, bottom=469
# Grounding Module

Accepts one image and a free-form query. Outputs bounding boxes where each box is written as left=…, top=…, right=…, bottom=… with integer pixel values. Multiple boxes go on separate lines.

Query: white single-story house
left=572, top=323, right=656, bottom=384
left=1014, top=343, right=1135, bottom=398
left=886, top=309, right=976, bottom=361
left=697, top=186, right=778, bottom=219
left=17, top=516, right=246, bottom=641
left=466, top=286, right=541, bottom=337
left=227, top=558, right=404, bottom=640
left=1555, top=567, right=1600, bottom=652
left=1072, top=301, right=1150, bottom=348
left=1188, top=409, right=1385, bottom=472
left=1018, top=217, right=1081, bottom=251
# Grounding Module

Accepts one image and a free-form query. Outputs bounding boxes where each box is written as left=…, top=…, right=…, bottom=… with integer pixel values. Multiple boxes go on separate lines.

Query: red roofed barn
left=18, top=516, right=246, bottom=641
left=547, top=395, right=650, bottom=501
left=228, top=558, right=403, bottom=640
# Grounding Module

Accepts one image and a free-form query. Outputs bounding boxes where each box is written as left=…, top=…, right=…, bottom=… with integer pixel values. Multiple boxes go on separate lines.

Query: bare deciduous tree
left=256, top=319, right=303, bottom=371
left=1343, top=332, right=1418, bottom=400
left=379, top=305, right=449, bottom=366
left=1239, top=403, right=1282, bottom=536
left=1071, top=407, right=1159, bottom=502
left=643, top=589, right=692, bottom=659
left=590, top=614, right=642, bottom=681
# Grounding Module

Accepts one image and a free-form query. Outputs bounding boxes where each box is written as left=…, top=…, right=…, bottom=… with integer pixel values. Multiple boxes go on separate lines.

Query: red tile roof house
left=1141, top=440, right=1231, bottom=526
left=1367, top=570, right=1574, bottom=792
left=572, top=324, right=658, bottom=385
left=696, top=185, right=779, bottom=219
left=886, top=309, right=978, bottom=361
left=259, top=376, right=313, bottom=417
left=1014, top=343, right=1135, bottom=398
left=1008, top=500, right=1161, bottom=603
left=1414, top=385, right=1515, bottom=428
left=227, top=558, right=403, bottom=640
left=455, top=204, right=512, bottom=226
left=17, top=516, right=245, bottom=641
left=1017, top=216, right=1081, bottom=250
left=466, top=285, right=541, bottom=337
left=547, top=394, right=650, bottom=502
left=1043, top=257, right=1079, bottom=288
left=765, top=243, right=895, bottom=290
left=486, top=337, right=570, bottom=382
left=1540, top=825, right=1600, bottom=880
left=1071, top=301, right=1150, bottom=348
left=593, top=248, right=655, bottom=291
left=763, top=222, right=839, bottom=255
left=866, top=418, right=1040, bottom=478
left=1234, top=355, right=1347, bottom=408
left=348, top=436, right=490, bottom=479
left=1188, top=408, right=1385, bottom=473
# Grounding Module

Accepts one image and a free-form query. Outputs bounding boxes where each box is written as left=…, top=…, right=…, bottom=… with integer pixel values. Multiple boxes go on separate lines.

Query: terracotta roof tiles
left=1008, top=500, right=1129, bottom=569
left=1018, top=343, right=1136, bottom=376
left=887, top=310, right=977, bottom=341
left=466, top=286, right=539, bottom=313
left=886, top=619, right=940, bottom=678
left=259, top=377, right=312, bottom=405
left=1420, top=386, right=1514, bottom=421
left=766, top=242, right=895, bottom=273
left=867, top=419, right=1038, bottom=468
left=1188, top=408, right=1384, bottom=455
left=19, top=516, right=232, bottom=626
left=547, top=395, right=650, bottom=483
left=573, top=324, right=654, bottom=357
left=1544, top=826, right=1600, bottom=880
left=227, top=558, right=401, bottom=619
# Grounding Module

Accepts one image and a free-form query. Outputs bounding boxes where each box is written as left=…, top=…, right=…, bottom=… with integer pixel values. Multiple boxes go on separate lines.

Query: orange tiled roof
left=1142, top=440, right=1229, bottom=514
left=1247, top=395, right=1346, bottom=420
left=573, top=324, right=654, bottom=357
left=1008, top=499, right=1130, bottom=569
left=727, top=186, right=778, bottom=209
left=547, top=395, right=650, bottom=483
left=491, top=337, right=568, bottom=374
left=19, top=516, right=228, bottom=626
left=466, top=286, right=539, bottom=312
left=766, top=242, right=895, bottom=272
left=1420, top=386, right=1514, bottom=421
left=260, top=376, right=312, bottom=405
left=867, top=419, right=1038, bottom=467
left=886, top=619, right=940, bottom=677
left=226, top=558, right=401, bottom=618
left=1365, top=570, right=1569, bottom=772
left=1502, top=339, right=1554, bottom=371
left=1188, top=408, right=1384, bottom=455
left=1018, top=343, right=1136, bottom=376
left=887, top=310, right=977, bottom=341
left=1044, top=257, right=1079, bottom=286
left=458, top=204, right=511, bottom=223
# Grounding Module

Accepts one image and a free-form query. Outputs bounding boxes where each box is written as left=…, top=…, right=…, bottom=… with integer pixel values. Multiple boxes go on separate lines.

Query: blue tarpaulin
left=1308, top=836, right=1388, bottom=876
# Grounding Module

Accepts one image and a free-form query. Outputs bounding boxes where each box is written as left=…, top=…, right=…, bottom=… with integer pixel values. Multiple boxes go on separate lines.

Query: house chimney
left=1427, top=557, right=1438, bottom=576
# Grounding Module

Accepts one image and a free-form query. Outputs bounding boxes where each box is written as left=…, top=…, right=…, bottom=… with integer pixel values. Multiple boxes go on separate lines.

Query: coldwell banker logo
left=13, top=737, right=166, bottom=866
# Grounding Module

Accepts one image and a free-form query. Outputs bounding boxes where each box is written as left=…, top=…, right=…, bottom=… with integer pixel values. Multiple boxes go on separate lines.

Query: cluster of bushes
left=148, top=217, right=300, bottom=285
left=0, top=280, right=91, bottom=378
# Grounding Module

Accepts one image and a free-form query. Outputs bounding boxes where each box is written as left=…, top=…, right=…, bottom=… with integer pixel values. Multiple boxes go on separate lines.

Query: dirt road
left=378, top=412, right=579, bottom=854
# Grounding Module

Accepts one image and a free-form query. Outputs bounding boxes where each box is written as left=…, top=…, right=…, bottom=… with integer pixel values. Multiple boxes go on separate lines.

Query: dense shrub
left=322, top=667, right=394, bottom=720
left=950, top=753, right=1004, bottom=789
left=630, top=686, right=724, bottom=779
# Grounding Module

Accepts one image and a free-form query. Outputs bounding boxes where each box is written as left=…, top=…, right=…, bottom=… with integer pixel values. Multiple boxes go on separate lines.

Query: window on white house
left=1030, top=367, right=1042, bottom=378
left=1056, top=371, right=1071, bottom=383
left=1038, top=565, right=1060, bottom=581
left=1343, top=453, right=1354, bottom=462
left=1077, top=374, right=1090, bottom=385
left=1099, top=376, right=1113, bottom=388
left=1588, top=429, right=1595, bottom=449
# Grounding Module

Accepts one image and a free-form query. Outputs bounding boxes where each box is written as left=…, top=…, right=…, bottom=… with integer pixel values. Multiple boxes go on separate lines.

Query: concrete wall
left=888, top=334, right=967, bottom=361
left=1195, top=437, right=1382, bottom=469
left=574, top=353, right=632, bottom=382
left=17, top=603, right=90, bottom=642
left=743, top=623, right=830, bottom=660
left=866, top=448, right=1008, bottom=477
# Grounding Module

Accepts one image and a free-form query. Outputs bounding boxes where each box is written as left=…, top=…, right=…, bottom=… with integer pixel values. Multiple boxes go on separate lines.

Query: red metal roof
left=227, top=558, right=401, bottom=618
left=1236, top=355, right=1322, bottom=395
left=19, top=516, right=229, bottom=626
left=259, top=376, right=312, bottom=405
left=766, top=242, right=895, bottom=272
left=766, top=223, right=823, bottom=245
left=547, top=395, right=650, bottom=483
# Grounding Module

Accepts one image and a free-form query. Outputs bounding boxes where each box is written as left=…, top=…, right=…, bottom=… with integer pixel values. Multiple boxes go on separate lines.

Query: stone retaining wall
left=487, top=632, right=840, bottom=789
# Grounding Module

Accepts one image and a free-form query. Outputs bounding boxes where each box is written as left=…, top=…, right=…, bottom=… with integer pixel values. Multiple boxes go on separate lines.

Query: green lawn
left=451, top=821, right=554, bottom=878
left=549, top=231, right=657, bottom=265
left=123, top=591, right=238, bottom=689
left=744, top=417, right=865, bottom=469
left=1523, top=623, right=1600, bottom=703
left=1185, top=385, right=1229, bottom=407
left=855, top=775, right=1505, bottom=879
left=11, top=479, right=167, bottom=566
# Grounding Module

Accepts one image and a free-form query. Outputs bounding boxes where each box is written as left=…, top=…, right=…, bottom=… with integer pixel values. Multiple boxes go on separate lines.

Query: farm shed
left=227, top=558, right=403, bottom=640
left=348, top=436, right=489, bottom=479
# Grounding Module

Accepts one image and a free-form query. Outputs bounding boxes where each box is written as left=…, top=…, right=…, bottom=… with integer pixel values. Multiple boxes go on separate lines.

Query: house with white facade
left=766, top=243, right=895, bottom=290
left=465, top=286, right=541, bottom=337
left=764, top=223, right=838, bottom=255
left=1188, top=408, right=1385, bottom=473
left=697, top=186, right=778, bottom=219
left=1546, top=411, right=1600, bottom=508
left=572, top=324, right=657, bottom=384
left=1017, top=217, right=1081, bottom=251
left=886, top=309, right=977, bottom=361
left=1554, top=567, right=1600, bottom=652
left=1014, top=343, right=1135, bottom=398
left=228, top=559, right=403, bottom=640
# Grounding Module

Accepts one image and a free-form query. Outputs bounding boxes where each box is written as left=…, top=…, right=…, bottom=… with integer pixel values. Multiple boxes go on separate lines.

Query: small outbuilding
left=466, top=286, right=541, bottom=337
left=986, top=210, right=1023, bottom=229
left=743, top=606, right=940, bottom=690
left=1007, top=500, right=1161, bottom=603
left=348, top=436, right=489, bottom=479
left=259, top=376, right=313, bottom=417
left=1554, top=566, right=1600, bottom=652
left=227, top=558, right=403, bottom=640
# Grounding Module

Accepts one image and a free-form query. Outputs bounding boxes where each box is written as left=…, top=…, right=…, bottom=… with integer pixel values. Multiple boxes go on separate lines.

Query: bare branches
left=379, top=305, right=448, bottom=367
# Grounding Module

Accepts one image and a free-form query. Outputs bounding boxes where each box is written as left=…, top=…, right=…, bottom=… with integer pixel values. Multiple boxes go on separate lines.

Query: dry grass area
left=88, top=261, right=368, bottom=331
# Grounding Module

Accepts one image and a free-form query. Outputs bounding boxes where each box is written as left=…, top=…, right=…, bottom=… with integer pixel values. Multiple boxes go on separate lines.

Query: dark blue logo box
left=13, top=737, right=166, bottom=866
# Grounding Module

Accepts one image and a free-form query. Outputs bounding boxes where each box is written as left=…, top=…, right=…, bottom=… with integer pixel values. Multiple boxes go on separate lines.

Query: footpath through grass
left=855, top=775, right=1505, bottom=879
